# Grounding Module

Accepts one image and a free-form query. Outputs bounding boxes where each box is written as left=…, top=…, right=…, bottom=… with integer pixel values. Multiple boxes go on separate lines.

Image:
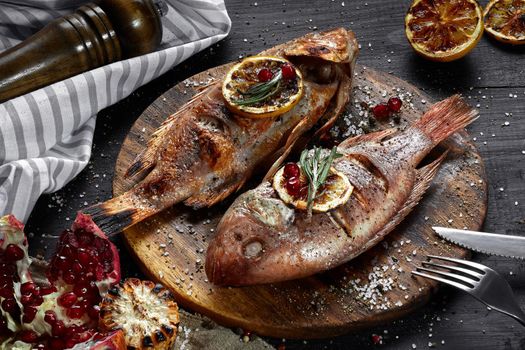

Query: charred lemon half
left=222, top=56, right=304, bottom=119
left=484, top=0, right=525, bottom=45
left=405, top=0, right=484, bottom=62
left=273, top=164, right=353, bottom=213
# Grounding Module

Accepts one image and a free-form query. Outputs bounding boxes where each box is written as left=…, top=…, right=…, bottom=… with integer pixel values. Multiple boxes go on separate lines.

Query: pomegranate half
left=0, top=213, right=121, bottom=349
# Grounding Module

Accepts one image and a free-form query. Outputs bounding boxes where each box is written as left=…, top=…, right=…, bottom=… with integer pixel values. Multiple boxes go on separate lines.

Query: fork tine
left=415, top=267, right=477, bottom=288
left=422, top=261, right=483, bottom=281
left=411, top=270, right=473, bottom=292
left=427, top=255, right=487, bottom=273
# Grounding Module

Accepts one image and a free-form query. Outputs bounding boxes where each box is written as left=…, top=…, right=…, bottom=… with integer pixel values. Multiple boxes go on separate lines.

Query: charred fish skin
left=83, top=28, right=359, bottom=236
left=206, top=95, right=479, bottom=286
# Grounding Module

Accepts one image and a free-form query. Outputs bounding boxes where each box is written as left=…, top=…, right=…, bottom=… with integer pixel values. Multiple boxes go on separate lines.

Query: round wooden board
left=113, top=64, right=487, bottom=339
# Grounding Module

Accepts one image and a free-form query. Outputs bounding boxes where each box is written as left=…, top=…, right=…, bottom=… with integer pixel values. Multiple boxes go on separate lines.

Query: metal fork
left=412, top=255, right=525, bottom=326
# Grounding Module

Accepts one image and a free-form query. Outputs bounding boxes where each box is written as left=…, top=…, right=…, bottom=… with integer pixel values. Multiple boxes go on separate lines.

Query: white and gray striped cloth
left=0, top=0, right=231, bottom=222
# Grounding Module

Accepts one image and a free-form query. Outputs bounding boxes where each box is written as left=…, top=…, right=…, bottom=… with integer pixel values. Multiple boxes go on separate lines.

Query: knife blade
left=432, top=226, right=525, bottom=260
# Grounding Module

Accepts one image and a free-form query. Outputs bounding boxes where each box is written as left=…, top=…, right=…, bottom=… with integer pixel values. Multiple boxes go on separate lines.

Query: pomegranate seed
left=285, top=177, right=302, bottom=197
left=22, top=306, right=38, bottom=323
left=372, top=103, right=390, bottom=120
left=76, top=230, right=93, bottom=246
left=387, top=97, right=402, bottom=113
left=72, top=262, right=83, bottom=274
left=58, top=292, right=77, bottom=308
left=88, top=305, right=100, bottom=320
left=1, top=298, right=17, bottom=314
left=54, top=256, right=69, bottom=271
left=21, top=282, right=38, bottom=295
left=281, top=63, right=296, bottom=80
left=283, top=163, right=300, bottom=179
left=21, top=294, right=33, bottom=305
left=49, top=338, right=65, bottom=350
left=65, top=340, right=77, bottom=349
left=52, top=321, right=66, bottom=336
left=66, top=305, right=84, bottom=319
left=77, top=249, right=91, bottom=266
left=45, top=310, right=57, bottom=325
left=39, top=285, right=57, bottom=296
left=0, top=286, right=13, bottom=298
left=73, top=284, right=89, bottom=297
left=4, top=244, right=24, bottom=261
left=18, top=329, right=39, bottom=343
left=257, top=68, right=273, bottom=82
left=62, top=272, right=76, bottom=284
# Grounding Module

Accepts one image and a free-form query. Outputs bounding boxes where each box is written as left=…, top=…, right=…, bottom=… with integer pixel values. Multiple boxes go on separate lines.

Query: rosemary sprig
left=299, top=146, right=343, bottom=219
left=233, top=70, right=282, bottom=106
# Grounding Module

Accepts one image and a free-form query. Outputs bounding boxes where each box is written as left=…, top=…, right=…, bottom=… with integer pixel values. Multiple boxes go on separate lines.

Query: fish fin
left=82, top=192, right=157, bottom=236
left=356, top=151, right=447, bottom=247
left=313, top=73, right=353, bottom=139
left=183, top=180, right=244, bottom=209
left=262, top=115, right=314, bottom=181
left=338, top=128, right=398, bottom=148
left=413, top=95, right=478, bottom=145
left=125, top=85, right=219, bottom=178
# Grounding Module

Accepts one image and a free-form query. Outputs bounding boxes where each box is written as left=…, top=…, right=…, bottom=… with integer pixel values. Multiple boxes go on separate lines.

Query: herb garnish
left=299, top=146, right=343, bottom=219
left=234, top=70, right=282, bottom=106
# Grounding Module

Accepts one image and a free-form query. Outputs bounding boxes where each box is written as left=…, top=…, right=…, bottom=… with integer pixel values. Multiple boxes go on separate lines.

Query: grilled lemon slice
left=222, top=56, right=304, bottom=119
left=484, top=0, right=525, bottom=45
left=405, top=0, right=484, bottom=62
left=273, top=165, right=353, bottom=213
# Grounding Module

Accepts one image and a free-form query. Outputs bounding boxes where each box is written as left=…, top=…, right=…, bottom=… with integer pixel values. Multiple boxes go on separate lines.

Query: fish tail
left=82, top=192, right=157, bottom=236
left=414, top=95, right=478, bottom=145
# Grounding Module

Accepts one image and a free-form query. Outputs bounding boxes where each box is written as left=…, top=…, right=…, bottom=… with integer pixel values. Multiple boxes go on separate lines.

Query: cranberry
left=372, top=103, right=390, bottom=120
left=388, top=97, right=402, bottom=112
left=283, top=163, right=300, bottom=179
left=5, top=244, right=24, bottom=261
left=285, top=177, right=302, bottom=197
left=257, top=68, right=273, bottom=82
left=281, top=63, right=296, bottom=80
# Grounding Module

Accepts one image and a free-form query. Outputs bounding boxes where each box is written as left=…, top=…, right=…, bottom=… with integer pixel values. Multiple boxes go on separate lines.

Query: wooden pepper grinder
left=0, top=0, right=167, bottom=103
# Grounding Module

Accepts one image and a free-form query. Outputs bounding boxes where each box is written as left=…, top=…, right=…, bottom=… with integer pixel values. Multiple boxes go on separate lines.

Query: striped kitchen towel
left=0, top=0, right=231, bottom=222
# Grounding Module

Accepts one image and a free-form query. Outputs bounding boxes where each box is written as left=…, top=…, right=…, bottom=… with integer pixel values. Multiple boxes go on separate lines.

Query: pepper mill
left=0, top=0, right=168, bottom=103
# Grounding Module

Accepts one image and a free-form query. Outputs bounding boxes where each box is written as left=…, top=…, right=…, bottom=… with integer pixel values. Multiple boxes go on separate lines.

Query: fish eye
left=243, top=240, right=264, bottom=259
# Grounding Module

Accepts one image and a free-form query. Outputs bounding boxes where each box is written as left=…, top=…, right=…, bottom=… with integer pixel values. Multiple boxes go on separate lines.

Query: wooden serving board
left=113, top=64, right=487, bottom=339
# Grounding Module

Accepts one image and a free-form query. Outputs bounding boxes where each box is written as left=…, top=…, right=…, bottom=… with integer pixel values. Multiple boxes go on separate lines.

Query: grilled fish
left=206, top=95, right=478, bottom=286
left=84, top=28, right=359, bottom=235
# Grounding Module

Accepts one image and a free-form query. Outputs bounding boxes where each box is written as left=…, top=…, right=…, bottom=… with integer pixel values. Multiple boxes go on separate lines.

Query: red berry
left=58, top=292, right=77, bottom=308
left=372, top=103, right=390, bottom=120
left=388, top=97, right=402, bottom=112
left=285, top=177, right=301, bottom=197
left=281, top=63, right=296, bottom=80
left=257, top=68, right=273, bottom=82
left=18, top=329, right=39, bottom=343
left=283, top=163, right=300, bottom=179
left=5, top=244, right=24, bottom=261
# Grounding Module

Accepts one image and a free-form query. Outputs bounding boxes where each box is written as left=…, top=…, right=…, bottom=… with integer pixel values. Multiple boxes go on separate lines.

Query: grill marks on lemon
left=222, top=56, right=304, bottom=119
left=484, top=0, right=525, bottom=44
left=405, top=0, right=484, bottom=61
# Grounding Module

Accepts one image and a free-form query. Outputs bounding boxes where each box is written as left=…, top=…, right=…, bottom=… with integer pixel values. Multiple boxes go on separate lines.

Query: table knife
left=432, top=226, right=525, bottom=260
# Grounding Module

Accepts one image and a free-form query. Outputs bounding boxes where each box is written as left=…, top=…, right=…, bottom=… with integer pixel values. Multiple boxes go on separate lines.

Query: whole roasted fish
left=206, top=95, right=478, bottom=286
left=84, top=28, right=359, bottom=235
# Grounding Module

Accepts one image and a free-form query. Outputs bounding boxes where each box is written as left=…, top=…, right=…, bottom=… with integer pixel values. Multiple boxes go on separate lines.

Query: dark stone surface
left=26, top=0, right=525, bottom=348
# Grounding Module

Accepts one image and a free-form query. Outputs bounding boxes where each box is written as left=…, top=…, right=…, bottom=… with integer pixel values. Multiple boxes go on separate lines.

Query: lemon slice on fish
left=222, top=56, right=304, bottom=119
left=273, top=164, right=353, bottom=213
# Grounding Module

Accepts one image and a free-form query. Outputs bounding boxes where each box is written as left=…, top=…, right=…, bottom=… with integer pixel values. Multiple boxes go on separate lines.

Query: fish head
left=206, top=184, right=295, bottom=286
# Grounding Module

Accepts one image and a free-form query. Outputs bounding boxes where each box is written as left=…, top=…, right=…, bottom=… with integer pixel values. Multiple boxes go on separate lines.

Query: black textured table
left=26, top=0, right=525, bottom=349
